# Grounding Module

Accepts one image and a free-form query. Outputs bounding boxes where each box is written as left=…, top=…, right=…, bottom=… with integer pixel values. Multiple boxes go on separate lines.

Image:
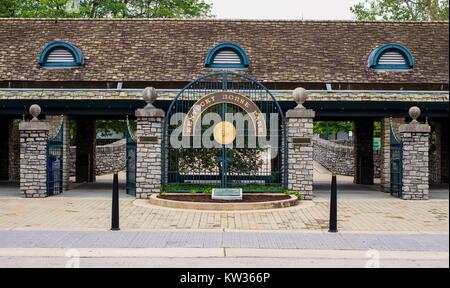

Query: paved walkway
left=0, top=194, right=447, bottom=232
left=0, top=230, right=447, bottom=251
left=0, top=165, right=447, bottom=232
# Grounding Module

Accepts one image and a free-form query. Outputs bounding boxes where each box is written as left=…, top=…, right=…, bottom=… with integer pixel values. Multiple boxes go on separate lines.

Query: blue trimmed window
left=368, top=44, right=414, bottom=70
left=205, top=42, right=249, bottom=69
left=38, top=41, right=84, bottom=68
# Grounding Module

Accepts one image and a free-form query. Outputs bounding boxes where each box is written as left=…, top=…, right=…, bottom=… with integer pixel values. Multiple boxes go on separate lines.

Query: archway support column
left=19, top=105, right=50, bottom=198
left=400, top=107, right=431, bottom=200
left=286, top=88, right=315, bottom=200
left=135, top=87, right=165, bottom=199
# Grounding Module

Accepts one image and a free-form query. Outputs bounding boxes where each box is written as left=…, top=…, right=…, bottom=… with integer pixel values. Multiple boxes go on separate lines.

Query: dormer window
left=38, top=41, right=84, bottom=68
left=205, top=42, right=249, bottom=69
left=369, top=43, right=414, bottom=70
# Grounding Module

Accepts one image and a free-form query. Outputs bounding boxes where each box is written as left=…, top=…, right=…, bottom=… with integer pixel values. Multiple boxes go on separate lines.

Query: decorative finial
left=293, top=87, right=308, bottom=109
left=29, top=104, right=41, bottom=122
left=142, top=87, right=158, bottom=109
left=409, top=106, right=421, bottom=124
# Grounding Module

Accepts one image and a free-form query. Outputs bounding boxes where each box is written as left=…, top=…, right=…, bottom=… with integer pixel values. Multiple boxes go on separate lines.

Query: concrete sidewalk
left=0, top=230, right=447, bottom=252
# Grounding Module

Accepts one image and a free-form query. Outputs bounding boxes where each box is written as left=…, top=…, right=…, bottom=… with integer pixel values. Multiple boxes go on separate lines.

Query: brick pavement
left=0, top=195, right=447, bottom=232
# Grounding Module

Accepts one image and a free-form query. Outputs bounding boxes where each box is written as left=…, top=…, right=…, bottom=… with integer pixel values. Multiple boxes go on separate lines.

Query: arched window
left=368, top=44, right=414, bottom=70
left=205, top=42, right=249, bottom=69
left=38, top=41, right=84, bottom=68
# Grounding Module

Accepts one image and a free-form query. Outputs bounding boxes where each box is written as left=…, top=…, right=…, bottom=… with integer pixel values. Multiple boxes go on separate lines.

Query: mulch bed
left=157, top=194, right=291, bottom=203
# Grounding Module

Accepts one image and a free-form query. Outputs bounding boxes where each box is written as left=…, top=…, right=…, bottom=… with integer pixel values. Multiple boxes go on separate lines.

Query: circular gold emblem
left=213, top=121, right=236, bottom=145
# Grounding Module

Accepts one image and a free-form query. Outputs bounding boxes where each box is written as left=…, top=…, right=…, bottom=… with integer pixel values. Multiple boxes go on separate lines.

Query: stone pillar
left=46, top=115, right=71, bottom=191
left=286, top=88, right=315, bottom=200
left=441, top=121, right=449, bottom=184
left=135, top=87, right=165, bottom=199
left=75, top=119, right=96, bottom=183
left=0, top=119, right=9, bottom=180
left=353, top=119, right=374, bottom=185
left=19, top=105, right=50, bottom=198
left=8, top=120, right=20, bottom=182
left=400, top=107, right=431, bottom=200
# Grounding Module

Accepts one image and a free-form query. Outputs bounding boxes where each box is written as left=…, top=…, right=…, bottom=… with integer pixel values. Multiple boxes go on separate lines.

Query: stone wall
left=69, top=139, right=126, bottom=176
left=313, top=137, right=381, bottom=178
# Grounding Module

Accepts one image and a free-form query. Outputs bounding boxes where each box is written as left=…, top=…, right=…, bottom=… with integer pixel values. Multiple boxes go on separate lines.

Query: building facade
left=0, top=19, right=448, bottom=199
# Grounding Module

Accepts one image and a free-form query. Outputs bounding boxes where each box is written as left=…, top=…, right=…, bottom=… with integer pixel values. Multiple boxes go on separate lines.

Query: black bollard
left=111, top=173, right=120, bottom=231
left=329, top=173, right=338, bottom=233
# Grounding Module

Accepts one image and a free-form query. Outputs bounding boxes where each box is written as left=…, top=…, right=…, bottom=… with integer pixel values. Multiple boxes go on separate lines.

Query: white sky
left=205, top=0, right=361, bottom=20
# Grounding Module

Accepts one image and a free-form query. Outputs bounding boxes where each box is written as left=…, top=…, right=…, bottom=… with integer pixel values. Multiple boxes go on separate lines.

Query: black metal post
left=111, top=173, right=120, bottom=231
left=329, top=173, right=338, bottom=233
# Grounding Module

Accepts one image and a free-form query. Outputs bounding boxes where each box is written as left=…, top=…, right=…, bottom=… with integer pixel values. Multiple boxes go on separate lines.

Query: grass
left=161, top=184, right=288, bottom=194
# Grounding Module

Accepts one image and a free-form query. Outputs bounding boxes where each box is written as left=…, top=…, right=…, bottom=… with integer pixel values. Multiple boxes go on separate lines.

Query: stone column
left=353, top=119, right=374, bottom=185
left=8, top=120, right=20, bottom=182
left=0, top=119, right=9, bottom=180
left=286, top=88, right=315, bottom=200
left=380, top=118, right=390, bottom=192
left=19, top=105, right=50, bottom=198
left=400, top=107, right=431, bottom=200
left=75, top=119, right=96, bottom=183
left=135, top=87, right=165, bottom=199
left=441, top=121, right=449, bottom=184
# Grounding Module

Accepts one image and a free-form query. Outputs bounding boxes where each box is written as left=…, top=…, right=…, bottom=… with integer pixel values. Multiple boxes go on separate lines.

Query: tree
left=351, top=0, right=449, bottom=21
left=0, top=0, right=212, bottom=19
left=0, top=0, right=21, bottom=17
left=313, top=122, right=354, bottom=139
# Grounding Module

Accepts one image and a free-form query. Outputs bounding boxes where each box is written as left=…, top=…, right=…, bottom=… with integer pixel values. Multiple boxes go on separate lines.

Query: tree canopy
left=351, top=0, right=449, bottom=21
left=0, top=0, right=213, bottom=18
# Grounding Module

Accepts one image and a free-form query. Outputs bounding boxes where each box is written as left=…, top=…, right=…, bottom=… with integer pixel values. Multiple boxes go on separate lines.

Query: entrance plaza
left=0, top=19, right=448, bottom=269
left=0, top=164, right=447, bottom=232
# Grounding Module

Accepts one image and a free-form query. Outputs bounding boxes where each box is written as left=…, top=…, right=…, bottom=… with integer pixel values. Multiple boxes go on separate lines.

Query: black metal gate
left=162, top=72, right=287, bottom=193
left=125, top=119, right=137, bottom=196
left=390, top=121, right=403, bottom=197
left=47, top=120, right=63, bottom=196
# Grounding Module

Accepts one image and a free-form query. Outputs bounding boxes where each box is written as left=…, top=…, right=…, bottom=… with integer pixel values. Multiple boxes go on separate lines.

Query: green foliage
left=162, top=184, right=285, bottom=193
left=351, top=0, right=449, bottom=21
left=0, top=0, right=20, bottom=17
left=313, top=121, right=354, bottom=138
left=284, top=190, right=303, bottom=200
left=0, top=0, right=213, bottom=18
left=314, top=121, right=382, bottom=139
left=96, top=120, right=126, bottom=137
left=172, top=147, right=265, bottom=176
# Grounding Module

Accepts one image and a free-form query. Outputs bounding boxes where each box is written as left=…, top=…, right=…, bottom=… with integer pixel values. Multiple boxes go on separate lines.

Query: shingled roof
left=0, top=19, right=448, bottom=84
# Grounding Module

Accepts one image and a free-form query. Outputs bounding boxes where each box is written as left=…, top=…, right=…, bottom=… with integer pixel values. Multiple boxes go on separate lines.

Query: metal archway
left=162, top=72, right=287, bottom=192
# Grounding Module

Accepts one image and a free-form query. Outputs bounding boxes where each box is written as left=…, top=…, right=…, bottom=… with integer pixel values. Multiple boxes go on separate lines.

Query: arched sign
left=182, top=91, right=267, bottom=138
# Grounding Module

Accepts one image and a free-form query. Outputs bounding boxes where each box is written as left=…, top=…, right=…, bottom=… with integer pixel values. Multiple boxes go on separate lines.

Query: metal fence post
left=111, top=173, right=120, bottom=231
left=329, top=173, right=338, bottom=233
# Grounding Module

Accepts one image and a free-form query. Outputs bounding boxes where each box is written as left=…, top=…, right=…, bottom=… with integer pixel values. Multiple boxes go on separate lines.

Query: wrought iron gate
left=390, top=121, right=403, bottom=197
left=162, top=72, right=287, bottom=192
left=125, top=119, right=137, bottom=196
left=47, top=120, right=63, bottom=196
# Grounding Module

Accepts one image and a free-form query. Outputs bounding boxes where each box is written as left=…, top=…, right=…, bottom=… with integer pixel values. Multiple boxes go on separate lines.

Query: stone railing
left=69, top=139, right=126, bottom=176
left=312, top=137, right=381, bottom=177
